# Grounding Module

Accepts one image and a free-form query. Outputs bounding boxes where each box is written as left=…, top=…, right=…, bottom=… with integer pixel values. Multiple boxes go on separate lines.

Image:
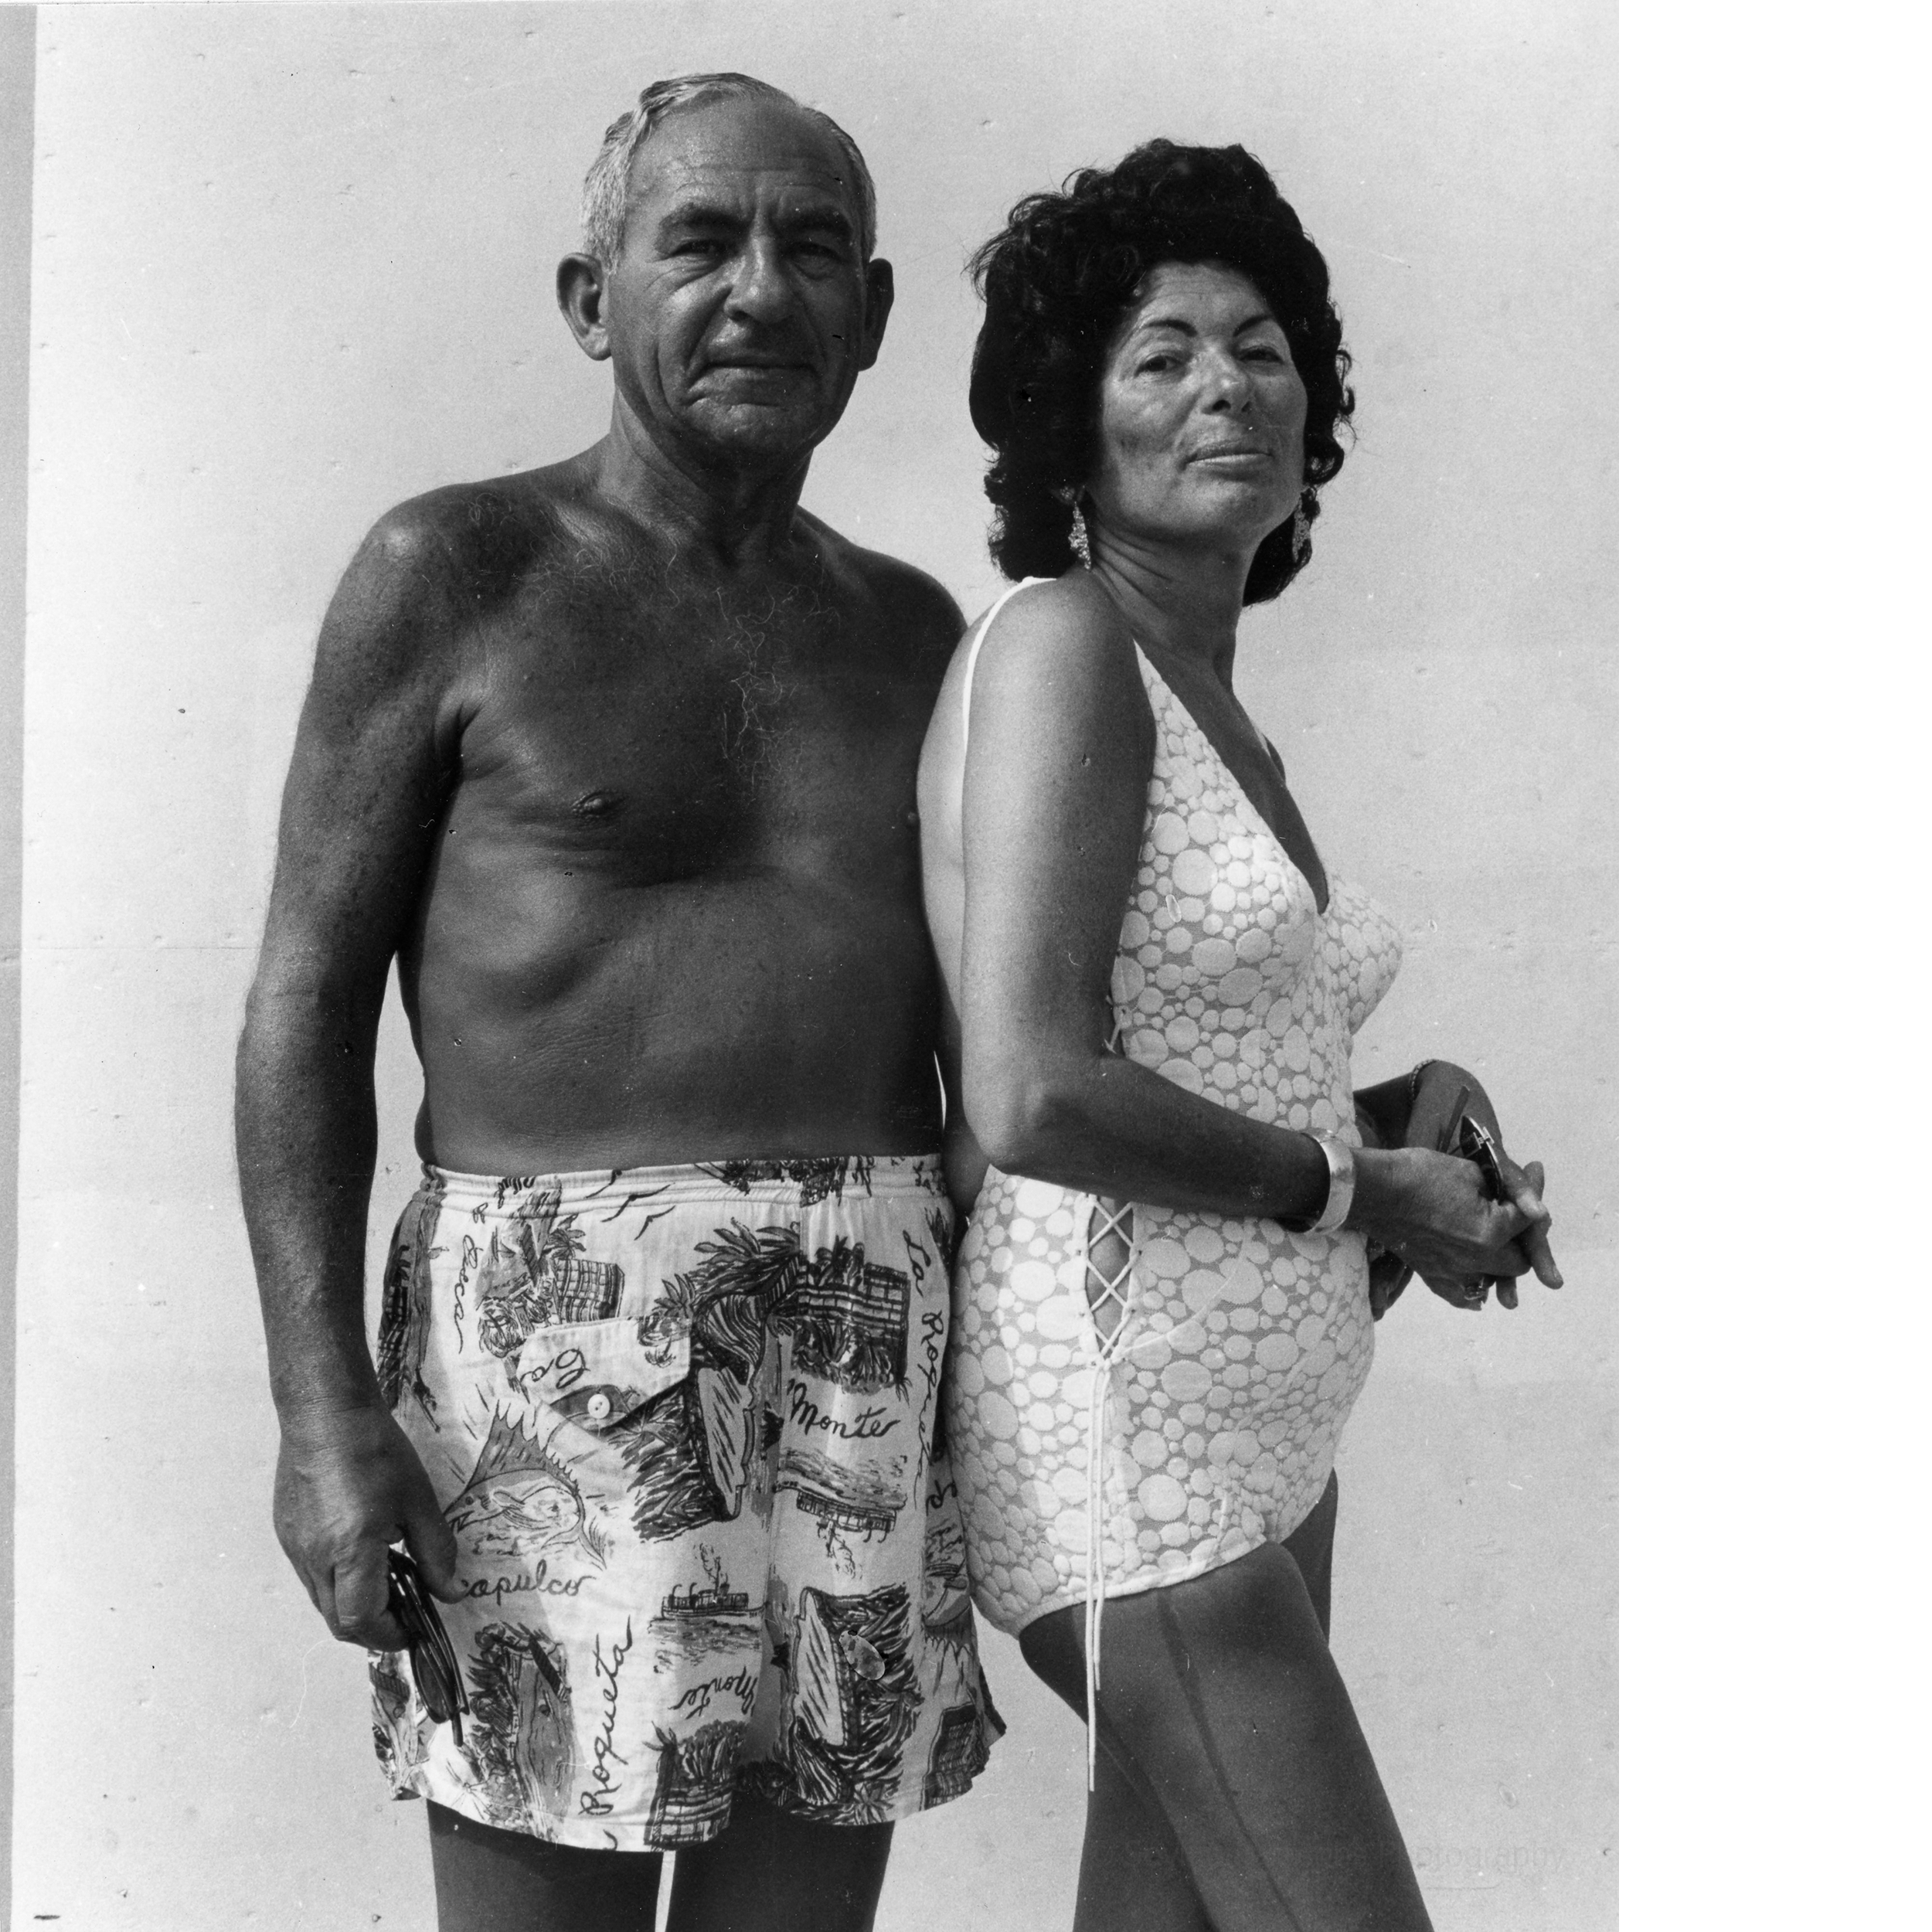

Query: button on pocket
left=513, top=1318, right=691, bottom=1435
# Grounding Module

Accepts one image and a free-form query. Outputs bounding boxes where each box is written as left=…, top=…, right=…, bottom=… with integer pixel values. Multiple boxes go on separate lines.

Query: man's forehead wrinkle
left=623, top=103, right=863, bottom=239
left=634, top=168, right=858, bottom=235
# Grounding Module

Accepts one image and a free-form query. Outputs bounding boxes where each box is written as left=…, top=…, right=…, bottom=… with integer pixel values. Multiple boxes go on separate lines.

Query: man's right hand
left=273, top=1405, right=461, bottom=1651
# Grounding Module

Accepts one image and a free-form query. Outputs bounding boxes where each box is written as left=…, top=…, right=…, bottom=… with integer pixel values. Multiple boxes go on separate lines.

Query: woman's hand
left=1349, top=1143, right=1563, bottom=1311
left=1391, top=1063, right=1563, bottom=1308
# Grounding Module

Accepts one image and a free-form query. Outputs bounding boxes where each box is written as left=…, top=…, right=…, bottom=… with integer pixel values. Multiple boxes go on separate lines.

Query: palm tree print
left=476, top=1182, right=622, bottom=1359
left=639, top=1223, right=910, bottom=1395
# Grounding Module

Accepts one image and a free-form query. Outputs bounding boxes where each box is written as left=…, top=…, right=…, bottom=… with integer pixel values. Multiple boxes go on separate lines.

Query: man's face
left=594, top=96, right=889, bottom=474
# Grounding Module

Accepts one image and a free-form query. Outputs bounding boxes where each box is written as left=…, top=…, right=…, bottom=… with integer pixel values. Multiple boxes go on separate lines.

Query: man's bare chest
left=447, top=598, right=936, bottom=882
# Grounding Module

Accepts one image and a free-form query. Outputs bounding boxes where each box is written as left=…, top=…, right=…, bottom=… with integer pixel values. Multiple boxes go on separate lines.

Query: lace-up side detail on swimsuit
left=944, top=593, right=1403, bottom=1781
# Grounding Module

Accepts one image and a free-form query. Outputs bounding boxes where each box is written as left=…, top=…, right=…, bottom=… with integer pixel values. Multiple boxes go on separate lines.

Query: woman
left=919, top=142, right=1563, bottom=1931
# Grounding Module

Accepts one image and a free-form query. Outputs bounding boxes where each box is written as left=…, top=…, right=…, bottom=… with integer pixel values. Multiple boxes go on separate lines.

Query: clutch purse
left=1366, top=1080, right=1506, bottom=1318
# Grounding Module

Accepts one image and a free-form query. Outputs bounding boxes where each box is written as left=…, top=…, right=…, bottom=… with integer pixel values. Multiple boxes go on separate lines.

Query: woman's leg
left=427, top=1801, right=663, bottom=1932
left=1061, top=1741, right=1213, bottom=1932
left=1284, top=1469, right=1339, bottom=1641
left=1021, top=1526, right=1430, bottom=1932
left=1054, top=1471, right=1342, bottom=1931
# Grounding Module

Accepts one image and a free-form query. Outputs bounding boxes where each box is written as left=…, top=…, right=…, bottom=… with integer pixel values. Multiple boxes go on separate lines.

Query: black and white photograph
left=3, top=2, right=1629, bottom=1926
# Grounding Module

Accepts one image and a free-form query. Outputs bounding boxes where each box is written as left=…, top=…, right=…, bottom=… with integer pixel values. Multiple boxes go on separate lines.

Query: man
left=236, top=74, right=997, bottom=1932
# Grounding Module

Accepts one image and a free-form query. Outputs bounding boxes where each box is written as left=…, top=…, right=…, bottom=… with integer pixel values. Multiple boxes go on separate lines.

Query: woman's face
left=1085, top=260, right=1307, bottom=559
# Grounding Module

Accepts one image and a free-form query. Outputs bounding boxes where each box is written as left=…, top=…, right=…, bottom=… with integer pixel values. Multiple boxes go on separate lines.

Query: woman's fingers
left=1520, top=1220, right=1563, bottom=1289
left=1499, top=1156, right=1563, bottom=1290
left=1495, top=1154, right=1549, bottom=1230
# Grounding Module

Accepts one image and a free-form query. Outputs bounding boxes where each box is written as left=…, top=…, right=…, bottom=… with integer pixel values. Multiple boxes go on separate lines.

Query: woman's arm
left=960, top=577, right=1322, bottom=1219
left=957, top=578, right=1537, bottom=1281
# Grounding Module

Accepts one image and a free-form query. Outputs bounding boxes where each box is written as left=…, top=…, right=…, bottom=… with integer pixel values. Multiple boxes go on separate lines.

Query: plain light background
left=14, top=3, right=1615, bottom=1927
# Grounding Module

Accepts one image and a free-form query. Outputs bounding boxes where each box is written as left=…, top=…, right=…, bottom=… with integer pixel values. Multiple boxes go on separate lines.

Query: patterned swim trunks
left=368, top=1154, right=1001, bottom=1852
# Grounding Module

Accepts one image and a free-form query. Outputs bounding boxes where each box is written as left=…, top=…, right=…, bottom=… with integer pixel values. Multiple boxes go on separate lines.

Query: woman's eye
left=1138, top=354, right=1177, bottom=374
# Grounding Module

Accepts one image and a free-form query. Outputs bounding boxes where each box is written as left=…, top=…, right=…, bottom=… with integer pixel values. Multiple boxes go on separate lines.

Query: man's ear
left=557, top=253, right=612, bottom=362
left=857, top=257, right=895, bottom=372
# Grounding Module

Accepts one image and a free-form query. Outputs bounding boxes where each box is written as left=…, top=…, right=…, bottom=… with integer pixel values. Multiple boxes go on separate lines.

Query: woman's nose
left=1200, top=349, right=1254, bottom=413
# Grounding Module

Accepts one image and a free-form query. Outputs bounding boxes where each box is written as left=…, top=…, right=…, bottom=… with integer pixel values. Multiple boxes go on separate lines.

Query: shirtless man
left=236, top=74, right=996, bottom=1932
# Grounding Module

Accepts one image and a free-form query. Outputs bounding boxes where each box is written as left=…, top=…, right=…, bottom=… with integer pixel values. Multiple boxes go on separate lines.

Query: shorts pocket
left=512, top=1318, right=691, bottom=1435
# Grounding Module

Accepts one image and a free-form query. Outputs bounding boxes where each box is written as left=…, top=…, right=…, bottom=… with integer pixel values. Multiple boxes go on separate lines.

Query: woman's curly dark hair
left=969, top=140, right=1354, bottom=603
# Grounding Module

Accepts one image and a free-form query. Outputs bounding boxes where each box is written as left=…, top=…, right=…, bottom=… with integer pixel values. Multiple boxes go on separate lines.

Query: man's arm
left=236, top=504, right=471, bottom=1648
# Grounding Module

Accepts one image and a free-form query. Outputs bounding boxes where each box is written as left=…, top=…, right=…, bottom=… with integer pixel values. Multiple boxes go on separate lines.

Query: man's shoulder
left=353, top=465, right=578, bottom=607
left=313, top=466, right=588, bottom=706
left=798, top=514, right=965, bottom=658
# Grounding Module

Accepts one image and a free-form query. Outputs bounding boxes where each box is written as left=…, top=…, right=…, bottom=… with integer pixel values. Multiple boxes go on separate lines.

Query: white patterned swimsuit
left=946, top=606, right=1404, bottom=1641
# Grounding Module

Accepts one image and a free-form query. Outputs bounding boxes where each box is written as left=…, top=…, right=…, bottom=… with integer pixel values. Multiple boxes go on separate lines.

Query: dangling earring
left=1069, top=501, right=1092, bottom=569
left=1057, top=485, right=1092, bottom=569
left=1291, top=492, right=1313, bottom=566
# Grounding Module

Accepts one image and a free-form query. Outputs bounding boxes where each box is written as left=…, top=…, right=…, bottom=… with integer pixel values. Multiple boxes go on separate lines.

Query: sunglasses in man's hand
left=388, top=1546, right=468, bottom=1746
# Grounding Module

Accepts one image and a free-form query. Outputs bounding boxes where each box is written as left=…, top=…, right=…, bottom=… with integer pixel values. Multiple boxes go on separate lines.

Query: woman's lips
left=1189, top=442, right=1270, bottom=464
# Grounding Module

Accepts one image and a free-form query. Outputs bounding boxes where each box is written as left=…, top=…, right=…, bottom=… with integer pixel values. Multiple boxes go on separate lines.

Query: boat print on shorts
left=617, top=1223, right=915, bottom=1545
left=701, top=1155, right=876, bottom=1205
left=376, top=1170, right=447, bottom=1421
left=756, top=1582, right=920, bottom=1821
left=461, top=1623, right=577, bottom=1838
left=447, top=1410, right=610, bottom=1570
left=474, top=1182, right=625, bottom=1360
left=648, top=1546, right=763, bottom=1673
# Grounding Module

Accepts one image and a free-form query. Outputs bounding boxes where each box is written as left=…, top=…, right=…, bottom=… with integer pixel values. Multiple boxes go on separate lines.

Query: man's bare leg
left=427, top=1793, right=891, bottom=1932
left=427, top=1802, right=663, bottom=1932
left=668, top=1789, right=894, bottom=1932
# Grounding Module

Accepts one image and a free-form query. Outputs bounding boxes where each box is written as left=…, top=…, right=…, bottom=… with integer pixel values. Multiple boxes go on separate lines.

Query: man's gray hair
left=581, top=73, right=878, bottom=268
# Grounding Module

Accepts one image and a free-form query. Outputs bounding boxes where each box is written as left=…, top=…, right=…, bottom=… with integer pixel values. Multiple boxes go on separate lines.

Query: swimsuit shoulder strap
left=958, top=577, right=1045, bottom=761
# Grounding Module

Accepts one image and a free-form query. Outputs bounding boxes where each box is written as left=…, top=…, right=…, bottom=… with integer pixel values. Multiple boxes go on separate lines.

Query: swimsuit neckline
left=1131, top=644, right=1331, bottom=923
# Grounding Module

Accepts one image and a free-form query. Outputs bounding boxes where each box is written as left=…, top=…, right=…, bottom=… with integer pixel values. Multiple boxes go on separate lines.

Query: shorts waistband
left=417, top=1152, right=945, bottom=1213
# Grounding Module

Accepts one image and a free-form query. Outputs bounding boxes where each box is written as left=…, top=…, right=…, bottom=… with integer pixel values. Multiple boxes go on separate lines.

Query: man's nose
left=723, top=238, right=794, bottom=325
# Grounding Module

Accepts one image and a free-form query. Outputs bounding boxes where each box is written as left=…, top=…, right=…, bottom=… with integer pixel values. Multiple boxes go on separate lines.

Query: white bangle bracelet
left=1284, top=1131, right=1355, bottom=1233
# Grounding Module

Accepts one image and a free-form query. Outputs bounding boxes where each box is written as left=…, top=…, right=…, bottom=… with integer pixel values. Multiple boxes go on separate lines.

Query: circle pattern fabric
left=947, top=645, right=1404, bottom=1634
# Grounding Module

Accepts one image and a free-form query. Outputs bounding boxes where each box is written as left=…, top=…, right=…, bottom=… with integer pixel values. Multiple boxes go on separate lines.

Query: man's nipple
left=570, top=791, right=621, bottom=821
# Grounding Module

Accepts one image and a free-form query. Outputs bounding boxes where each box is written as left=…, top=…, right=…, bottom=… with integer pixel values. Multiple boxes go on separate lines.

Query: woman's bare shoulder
left=971, top=572, right=1145, bottom=719
left=975, top=571, right=1129, bottom=658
